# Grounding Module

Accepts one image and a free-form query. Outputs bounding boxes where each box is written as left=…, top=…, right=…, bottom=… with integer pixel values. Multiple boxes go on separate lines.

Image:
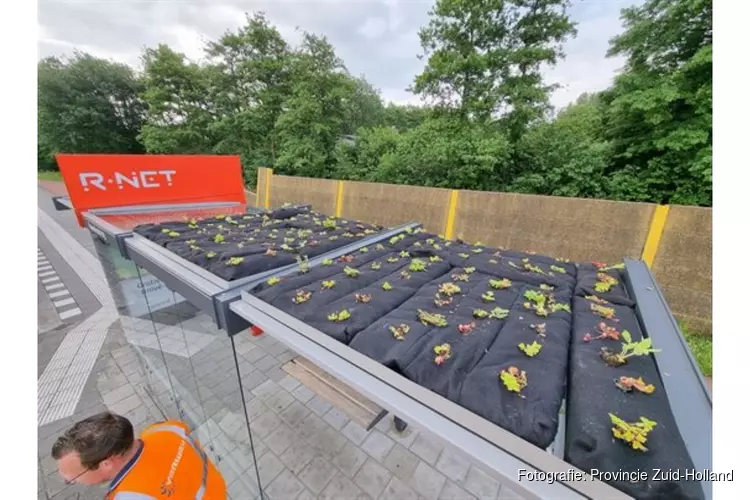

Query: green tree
left=511, top=93, right=611, bottom=198
left=601, top=0, right=712, bottom=206
left=205, top=12, right=294, bottom=172
left=381, top=103, right=432, bottom=131
left=333, top=126, right=401, bottom=180
left=372, top=115, right=512, bottom=190
left=274, top=33, right=356, bottom=177
left=138, top=44, right=217, bottom=154
left=343, top=76, right=385, bottom=134
left=412, top=0, right=576, bottom=139
left=38, top=52, right=145, bottom=163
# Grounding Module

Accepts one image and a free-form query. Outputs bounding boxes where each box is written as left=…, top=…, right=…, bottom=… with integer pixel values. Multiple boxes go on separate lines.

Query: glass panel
left=90, top=231, right=179, bottom=419
left=132, top=263, right=262, bottom=499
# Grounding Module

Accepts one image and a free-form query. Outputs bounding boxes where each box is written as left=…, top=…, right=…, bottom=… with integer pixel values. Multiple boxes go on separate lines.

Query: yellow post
left=335, top=181, right=345, bottom=217
left=641, top=205, right=670, bottom=267
left=444, top=190, right=460, bottom=240
left=264, top=168, right=273, bottom=209
left=255, top=168, right=263, bottom=207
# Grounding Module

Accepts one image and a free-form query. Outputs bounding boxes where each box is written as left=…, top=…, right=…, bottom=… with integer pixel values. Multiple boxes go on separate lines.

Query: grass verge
left=38, top=171, right=62, bottom=181
left=679, top=322, right=712, bottom=377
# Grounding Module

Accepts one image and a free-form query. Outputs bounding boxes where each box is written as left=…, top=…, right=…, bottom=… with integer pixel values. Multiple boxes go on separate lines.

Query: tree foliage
left=38, top=51, right=145, bottom=167
left=37, top=0, right=711, bottom=207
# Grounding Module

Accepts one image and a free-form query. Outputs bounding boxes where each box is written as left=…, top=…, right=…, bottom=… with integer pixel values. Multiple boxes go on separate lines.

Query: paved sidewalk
left=37, top=184, right=523, bottom=500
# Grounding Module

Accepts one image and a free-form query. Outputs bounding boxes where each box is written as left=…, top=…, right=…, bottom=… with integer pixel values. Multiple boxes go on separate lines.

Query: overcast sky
left=37, top=0, right=643, bottom=111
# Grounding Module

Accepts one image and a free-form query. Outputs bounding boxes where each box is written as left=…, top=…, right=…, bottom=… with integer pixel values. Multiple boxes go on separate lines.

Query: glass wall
left=91, top=234, right=262, bottom=499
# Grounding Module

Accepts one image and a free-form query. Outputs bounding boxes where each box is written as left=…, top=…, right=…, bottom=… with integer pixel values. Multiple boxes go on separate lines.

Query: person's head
left=52, top=412, right=136, bottom=486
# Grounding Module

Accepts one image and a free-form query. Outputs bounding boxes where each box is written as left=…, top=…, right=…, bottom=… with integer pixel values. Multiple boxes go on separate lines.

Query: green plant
left=360, top=247, right=369, bottom=253
left=600, top=331, right=661, bottom=366
left=551, top=303, right=571, bottom=313
left=429, top=255, right=442, bottom=262
left=601, top=263, right=625, bottom=271
left=426, top=238, right=435, bottom=244
left=390, top=324, right=410, bottom=340
left=433, top=344, right=452, bottom=365
left=293, top=290, right=312, bottom=304
left=488, top=259, right=498, bottom=264
left=550, top=265, right=566, bottom=274
left=417, top=310, right=448, bottom=327
left=323, top=218, right=337, bottom=229
left=464, top=267, right=476, bottom=274
left=489, top=307, right=510, bottom=320
left=609, top=414, right=657, bottom=452
left=508, top=261, right=520, bottom=269
left=540, top=284, right=554, bottom=291
left=438, top=283, right=461, bottom=296
left=329, top=235, right=339, bottom=241
left=591, top=303, right=617, bottom=320
left=389, top=235, right=400, bottom=245
left=519, top=341, right=543, bottom=357
left=451, top=273, right=469, bottom=282
left=409, top=259, right=427, bottom=272
left=489, top=278, right=512, bottom=290
left=482, top=291, right=495, bottom=302
left=168, top=231, right=180, bottom=238
left=214, top=233, right=225, bottom=243
left=344, top=266, right=360, bottom=278
left=206, top=251, right=217, bottom=259
left=371, top=262, right=382, bottom=270
left=375, top=243, right=385, bottom=250
left=267, top=276, right=281, bottom=286
left=297, top=256, right=310, bottom=274
left=595, top=272, right=619, bottom=293
left=472, top=248, right=483, bottom=254
left=227, top=257, right=244, bottom=266
left=328, top=310, right=351, bottom=322
left=433, top=244, right=442, bottom=250
left=400, top=250, right=410, bottom=258
left=500, top=366, right=527, bottom=396
left=322, top=258, right=334, bottom=266
left=382, top=282, right=392, bottom=291
left=413, top=241, right=422, bottom=247
left=322, top=280, right=335, bottom=289
left=387, top=256, right=400, bottom=263
left=524, top=263, right=546, bottom=274
left=473, top=309, right=489, bottom=319
left=458, top=253, right=469, bottom=259
left=161, top=228, right=171, bottom=234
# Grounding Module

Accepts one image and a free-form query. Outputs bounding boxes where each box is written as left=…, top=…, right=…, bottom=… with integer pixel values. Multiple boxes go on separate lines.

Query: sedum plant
left=390, top=324, right=410, bottom=341
left=433, top=344, right=452, bottom=365
left=417, top=310, right=448, bottom=327
left=328, top=310, right=351, bottom=322
left=609, top=414, right=657, bottom=452
left=344, top=266, right=360, bottom=278
left=489, top=278, right=512, bottom=289
left=500, top=366, right=527, bottom=396
left=382, top=281, right=393, bottom=291
left=518, top=341, right=543, bottom=357
left=322, top=280, right=336, bottom=290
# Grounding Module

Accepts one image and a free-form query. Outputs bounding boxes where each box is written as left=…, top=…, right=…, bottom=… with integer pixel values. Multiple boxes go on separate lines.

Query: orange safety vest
left=106, top=419, right=226, bottom=500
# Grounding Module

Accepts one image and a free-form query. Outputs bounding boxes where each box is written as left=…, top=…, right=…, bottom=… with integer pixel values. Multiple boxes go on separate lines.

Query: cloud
left=37, top=0, right=641, bottom=109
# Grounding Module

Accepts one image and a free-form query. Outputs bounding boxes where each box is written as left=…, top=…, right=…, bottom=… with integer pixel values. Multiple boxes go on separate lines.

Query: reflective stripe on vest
left=115, top=423, right=208, bottom=500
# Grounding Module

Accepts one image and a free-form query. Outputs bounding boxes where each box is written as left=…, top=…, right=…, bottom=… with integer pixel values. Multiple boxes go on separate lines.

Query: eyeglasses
left=63, top=464, right=97, bottom=485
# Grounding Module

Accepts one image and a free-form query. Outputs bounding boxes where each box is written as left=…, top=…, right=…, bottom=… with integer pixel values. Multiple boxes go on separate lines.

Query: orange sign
left=56, top=154, right=248, bottom=226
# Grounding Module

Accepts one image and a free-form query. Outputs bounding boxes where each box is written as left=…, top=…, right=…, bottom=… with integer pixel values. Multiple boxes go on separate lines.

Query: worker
left=51, top=411, right=227, bottom=499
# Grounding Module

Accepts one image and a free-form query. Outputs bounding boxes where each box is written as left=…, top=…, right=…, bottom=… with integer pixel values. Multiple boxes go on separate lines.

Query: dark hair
left=51, top=412, right=135, bottom=468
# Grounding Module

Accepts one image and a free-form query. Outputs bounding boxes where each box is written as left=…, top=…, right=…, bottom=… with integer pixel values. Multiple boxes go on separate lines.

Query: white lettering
left=79, top=173, right=105, bottom=191
left=140, top=170, right=160, bottom=188
left=114, top=172, right=140, bottom=188
left=160, top=170, right=176, bottom=185
left=79, top=170, right=177, bottom=192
